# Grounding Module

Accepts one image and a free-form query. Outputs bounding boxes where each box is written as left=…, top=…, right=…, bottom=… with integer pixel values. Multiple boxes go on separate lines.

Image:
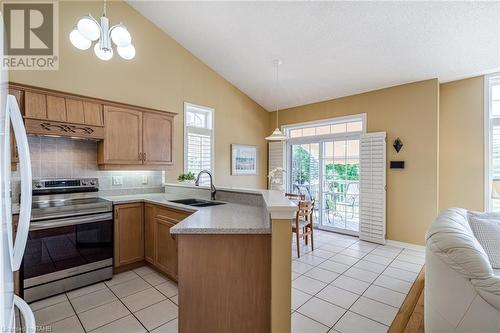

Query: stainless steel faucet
left=195, top=170, right=217, bottom=200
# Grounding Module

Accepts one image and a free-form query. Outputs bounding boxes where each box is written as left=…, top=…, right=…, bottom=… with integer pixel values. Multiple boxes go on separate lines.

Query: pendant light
left=266, top=59, right=287, bottom=141
left=69, top=0, right=135, bottom=61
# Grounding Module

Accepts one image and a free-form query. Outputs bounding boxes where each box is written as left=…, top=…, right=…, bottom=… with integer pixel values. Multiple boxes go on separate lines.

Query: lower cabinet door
left=154, top=218, right=178, bottom=279
left=114, top=203, right=144, bottom=267
left=144, top=204, right=155, bottom=264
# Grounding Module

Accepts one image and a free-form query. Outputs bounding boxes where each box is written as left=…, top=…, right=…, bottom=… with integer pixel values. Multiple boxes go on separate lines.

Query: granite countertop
left=102, top=192, right=275, bottom=235
left=14, top=185, right=297, bottom=235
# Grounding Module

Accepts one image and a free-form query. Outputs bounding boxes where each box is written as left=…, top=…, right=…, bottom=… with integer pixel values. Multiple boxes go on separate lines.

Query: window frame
left=484, top=74, right=500, bottom=211
left=183, top=102, right=215, bottom=181
left=282, top=113, right=367, bottom=144
left=283, top=113, right=366, bottom=191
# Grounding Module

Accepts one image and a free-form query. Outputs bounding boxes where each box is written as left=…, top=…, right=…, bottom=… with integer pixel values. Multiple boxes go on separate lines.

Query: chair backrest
left=294, top=184, right=314, bottom=200
left=285, top=193, right=305, bottom=201
left=297, top=200, right=315, bottom=220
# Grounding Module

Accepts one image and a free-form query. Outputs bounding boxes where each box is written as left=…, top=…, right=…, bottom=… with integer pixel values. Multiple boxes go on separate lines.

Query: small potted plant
left=177, top=172, right=196, bottom=184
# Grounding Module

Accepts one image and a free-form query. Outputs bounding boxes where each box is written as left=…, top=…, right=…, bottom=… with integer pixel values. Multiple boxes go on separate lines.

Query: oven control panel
left=33, top=178, right=99, bottom=194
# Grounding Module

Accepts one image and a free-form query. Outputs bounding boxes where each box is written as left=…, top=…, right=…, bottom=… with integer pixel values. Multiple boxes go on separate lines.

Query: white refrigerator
left=0, top=14, right=36, bottom=333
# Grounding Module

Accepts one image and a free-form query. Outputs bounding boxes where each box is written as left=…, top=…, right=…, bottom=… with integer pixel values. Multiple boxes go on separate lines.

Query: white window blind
left=268, top=141, right=284, bottom=190
left=184, top=103, right=213, bottom=185
left=359, top=132, right=386, bottom=244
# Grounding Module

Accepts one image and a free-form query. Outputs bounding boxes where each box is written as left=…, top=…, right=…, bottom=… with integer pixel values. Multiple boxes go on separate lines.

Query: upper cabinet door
left=142, top=112, right=174, bottom=165
left=83, top=101, right=104, bottom=126
left=24, top=92, right=46, bottom=119
left=9, top=88, right=23, bottom=110
left=103, top=105, right=143, bottom=164
left=46, top=95, right=67, bottom=122
left=65, top=98, right=85, bottom=124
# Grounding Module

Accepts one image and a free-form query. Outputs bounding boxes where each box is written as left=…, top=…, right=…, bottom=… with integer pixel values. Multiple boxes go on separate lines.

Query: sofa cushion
left=468, top=215, right=500, bottom=269
left=426, top=208, right=493, bottom=279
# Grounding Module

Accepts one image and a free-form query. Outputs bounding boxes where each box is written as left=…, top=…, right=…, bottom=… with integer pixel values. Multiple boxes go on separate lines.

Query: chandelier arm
left=85, top=14, right=100, bottom=26
left=108, top=23, right=124, bottom=36
left=74, top=13, right=100, bottom=29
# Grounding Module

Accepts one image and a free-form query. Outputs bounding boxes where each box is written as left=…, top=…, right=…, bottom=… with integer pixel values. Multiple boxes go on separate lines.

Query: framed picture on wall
left=231, top=144, right=258, bottom=175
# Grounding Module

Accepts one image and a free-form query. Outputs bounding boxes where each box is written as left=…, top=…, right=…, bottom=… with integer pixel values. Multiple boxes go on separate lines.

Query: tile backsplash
left=11, top=135, right=164, bottom=201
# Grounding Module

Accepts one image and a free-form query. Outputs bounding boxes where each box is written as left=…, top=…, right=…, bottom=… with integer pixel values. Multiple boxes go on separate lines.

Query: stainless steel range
left=21, top=178, right=113, bottom=302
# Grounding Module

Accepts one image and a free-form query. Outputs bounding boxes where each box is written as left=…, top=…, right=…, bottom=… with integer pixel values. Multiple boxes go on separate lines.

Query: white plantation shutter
left=268, top=142, right=285, bottom=190
left=359, top=132, right=386, bottom=244
left=184, top=103, right=213, bottom=185
left=187, top=132, right=211, bottom=173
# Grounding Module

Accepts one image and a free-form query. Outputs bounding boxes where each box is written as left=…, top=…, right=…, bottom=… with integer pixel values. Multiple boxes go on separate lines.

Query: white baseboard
left=386, top=239, right=425, bottom=252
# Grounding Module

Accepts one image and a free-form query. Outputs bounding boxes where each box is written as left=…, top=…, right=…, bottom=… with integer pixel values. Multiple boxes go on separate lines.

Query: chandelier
left=69, top=0, right=135, bottom=61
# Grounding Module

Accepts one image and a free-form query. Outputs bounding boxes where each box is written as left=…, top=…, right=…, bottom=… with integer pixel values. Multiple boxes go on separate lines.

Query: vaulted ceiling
left=129, top=1, right=500, bottom=111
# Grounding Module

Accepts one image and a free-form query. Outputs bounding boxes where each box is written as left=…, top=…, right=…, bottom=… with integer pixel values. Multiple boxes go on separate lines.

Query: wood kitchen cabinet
left=142, top=112, right=173, bottom=165
left=24, top=91, right=47, bottom=119
left=9, top=83, right=176, bottom=170
left=144, top=204, right=155, bottom=264
left=155, top=218, right=178, bottom=278
left=10, top=83, right=105, bottom=140
left=98, top=107, right=175, bottom=169
left=143, top=204, right=191, bottom=280
left=114, top=203, right=145, bottom=268
left=100, top=105, right=143, bottom=165
left=8, top=88, right=23, bottom=171
left=114, top=203, right=190, bottom=277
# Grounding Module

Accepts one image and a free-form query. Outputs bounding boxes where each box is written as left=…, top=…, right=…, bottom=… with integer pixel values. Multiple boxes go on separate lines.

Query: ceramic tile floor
left=25, top=265, right=178, bottom=333
left=291, top=230, right=425, bottom=333
left=21, top=230, right=424, bottom=333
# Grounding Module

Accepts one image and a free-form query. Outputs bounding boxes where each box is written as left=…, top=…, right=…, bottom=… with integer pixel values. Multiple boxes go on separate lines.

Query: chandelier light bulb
left=117, top=44, right=136, bottom=60
left=94, top=43, right=113, bottom=61
left=77, top=16, right=100, bottom=41
left=69, top=29, right=91, bottom=50
left=111, top=25, right=132, bottom=47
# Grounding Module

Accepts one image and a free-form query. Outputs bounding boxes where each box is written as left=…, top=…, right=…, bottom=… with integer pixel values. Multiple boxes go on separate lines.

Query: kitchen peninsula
left=105, top=184, right=297, bottom=333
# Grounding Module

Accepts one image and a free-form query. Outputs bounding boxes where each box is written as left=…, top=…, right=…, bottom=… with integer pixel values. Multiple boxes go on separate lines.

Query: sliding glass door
left=321, top=139, right=360, bottom=234
left=290, top=143, right=320, bottom=222
left=287, top=124, right=362, bottom=236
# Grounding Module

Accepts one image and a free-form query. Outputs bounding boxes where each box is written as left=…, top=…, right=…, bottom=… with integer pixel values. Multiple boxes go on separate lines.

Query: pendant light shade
left=266, top=128, right=287, bottom=141
left=69, top=29, right=91, bottom=50
left=266, top=58, right=286, bottom=141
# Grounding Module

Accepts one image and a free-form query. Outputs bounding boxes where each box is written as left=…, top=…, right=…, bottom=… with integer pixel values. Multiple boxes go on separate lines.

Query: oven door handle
left=30, top=212, right=113, bottom=230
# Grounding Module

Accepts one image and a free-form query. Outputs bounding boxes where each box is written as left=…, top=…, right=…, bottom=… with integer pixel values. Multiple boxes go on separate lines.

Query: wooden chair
left=292, top=200, right=314, bottom=258
left=285, top=193, right=305, bottom=201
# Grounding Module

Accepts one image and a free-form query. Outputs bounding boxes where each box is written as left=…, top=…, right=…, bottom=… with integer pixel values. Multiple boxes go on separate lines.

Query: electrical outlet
left=112, top=176, right=123, bottom=186
left=142, top=175, right=148, bottom=184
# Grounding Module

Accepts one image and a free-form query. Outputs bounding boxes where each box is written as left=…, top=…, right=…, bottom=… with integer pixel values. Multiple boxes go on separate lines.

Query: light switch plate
left=142, top=175, right=148, bottom=184
left=112, top=176, right=123, bottom=186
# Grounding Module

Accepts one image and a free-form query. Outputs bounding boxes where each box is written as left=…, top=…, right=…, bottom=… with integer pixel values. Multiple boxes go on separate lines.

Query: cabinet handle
left=143, top=152, right=146, bottom=161
left=138, top=152, right=142, bottom=161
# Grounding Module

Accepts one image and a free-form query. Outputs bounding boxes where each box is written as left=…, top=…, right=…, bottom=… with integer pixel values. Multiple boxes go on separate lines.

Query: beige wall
left=271, top=79, right=440, bottom=245
left=439, top=76, right=485, bottom=212
left=10, top=1, right=269, bottom=189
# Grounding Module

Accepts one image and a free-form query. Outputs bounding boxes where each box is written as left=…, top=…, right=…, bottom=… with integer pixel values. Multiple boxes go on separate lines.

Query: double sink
left=169, top=198, right=225, bottom=208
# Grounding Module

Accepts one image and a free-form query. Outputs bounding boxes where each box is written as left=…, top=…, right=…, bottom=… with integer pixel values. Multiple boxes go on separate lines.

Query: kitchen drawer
left=155, top=206, right=191, bottom=222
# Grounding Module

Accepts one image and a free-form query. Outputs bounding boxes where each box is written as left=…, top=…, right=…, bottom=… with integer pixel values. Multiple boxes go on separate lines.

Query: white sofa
left=425, top=208, right=500, bottom=333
